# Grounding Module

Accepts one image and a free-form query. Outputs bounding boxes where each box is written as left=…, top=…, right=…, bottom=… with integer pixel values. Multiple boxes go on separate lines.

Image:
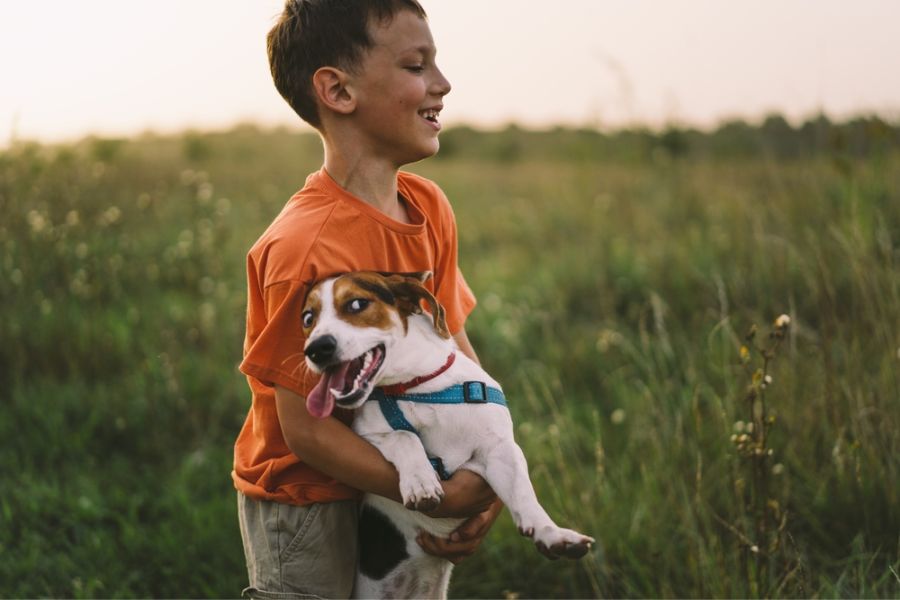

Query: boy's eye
left=346, top=298, right=370, bottom=314
left=302, top=310, right=315, bottom=328
left=405, top=65, right=425, bottom=73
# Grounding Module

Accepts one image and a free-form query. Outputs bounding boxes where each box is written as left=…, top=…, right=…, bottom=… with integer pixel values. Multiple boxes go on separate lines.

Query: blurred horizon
left=3, top=0, right=900, bottom=147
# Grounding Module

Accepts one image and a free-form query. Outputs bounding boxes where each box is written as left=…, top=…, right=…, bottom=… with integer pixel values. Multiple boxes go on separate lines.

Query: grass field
left=1, top=125, right=898, bottom=598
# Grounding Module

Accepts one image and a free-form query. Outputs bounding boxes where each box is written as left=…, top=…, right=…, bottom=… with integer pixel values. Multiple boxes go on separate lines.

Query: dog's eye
left=346, top=298, right=370, bottom=314
left=301, top=310, right=315, bottom=328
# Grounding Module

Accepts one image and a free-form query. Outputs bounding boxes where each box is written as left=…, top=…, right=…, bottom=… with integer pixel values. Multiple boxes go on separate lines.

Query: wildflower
left=772, top=463, right=785, bottom=475
left=215, top=197, right=231, bottom=217
left=597, top=329, right=623, bottom=353
left=27, top=210, right=47, bottom=233
left=197, top=182, right=214, bottom=202
left=611, top=409, right=626, bottom=425
left=483, top=292, right=502, bottom=313
left=65, top=210, right=80, bottom=226
left=750, top=545, right=759, bottom=554
left=752, top=369, right=763, bottom=386
left=99, top=206, right=121, bottom=226
left=740, top=345, right=750, bottom=362
left=733, top=420, right=745, bottom=433
left=774, top=314, right=791, bottom=328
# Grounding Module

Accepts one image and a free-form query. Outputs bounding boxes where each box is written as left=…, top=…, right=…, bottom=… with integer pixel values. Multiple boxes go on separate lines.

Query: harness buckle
left=463, top=381, right=488, bottom=403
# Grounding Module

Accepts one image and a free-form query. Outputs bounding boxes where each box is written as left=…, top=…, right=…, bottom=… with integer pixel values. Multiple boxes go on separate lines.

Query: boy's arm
left=274, top=384, right=495, bottom=516
left=452, top=327, right=480, bottom=365
left=275, top=384, right=402, bottom=501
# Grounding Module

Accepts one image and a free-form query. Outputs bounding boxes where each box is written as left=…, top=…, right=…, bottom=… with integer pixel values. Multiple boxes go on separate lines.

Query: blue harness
left=369, top=382, right=507, bottom=480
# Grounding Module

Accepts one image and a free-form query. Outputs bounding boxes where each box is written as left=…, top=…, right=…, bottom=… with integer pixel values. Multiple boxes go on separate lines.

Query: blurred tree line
left=434, top=113, right=899, bottom=164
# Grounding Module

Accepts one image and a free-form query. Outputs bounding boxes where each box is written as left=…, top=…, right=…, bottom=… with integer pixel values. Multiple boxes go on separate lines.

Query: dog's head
left=300, top=271, right=450, bottom=418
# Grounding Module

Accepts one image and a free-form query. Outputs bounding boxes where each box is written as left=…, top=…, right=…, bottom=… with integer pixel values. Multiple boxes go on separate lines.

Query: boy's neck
left=322, top=142, right=410, bottom=224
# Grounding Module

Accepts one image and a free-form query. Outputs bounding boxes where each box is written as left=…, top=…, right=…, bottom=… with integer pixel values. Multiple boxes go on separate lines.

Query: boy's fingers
left=450, top=512, right=490, bottom=542
left=451, top=498, right=504, bottom=542
left=416, top=531, right=479, bottom=565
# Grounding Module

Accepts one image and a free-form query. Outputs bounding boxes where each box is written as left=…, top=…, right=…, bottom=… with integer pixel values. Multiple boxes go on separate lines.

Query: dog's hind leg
left=479, top=440, right=594, bottom=559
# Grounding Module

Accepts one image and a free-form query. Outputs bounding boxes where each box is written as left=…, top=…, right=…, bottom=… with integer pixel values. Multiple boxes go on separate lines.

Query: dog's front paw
left=529, top=525, right=595, bottom=560
left=399, top=469, right=444, bottom=512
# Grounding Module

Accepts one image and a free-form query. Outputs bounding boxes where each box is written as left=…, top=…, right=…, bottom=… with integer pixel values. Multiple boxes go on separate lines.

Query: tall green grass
left=1, top=128, right=898, bottom=597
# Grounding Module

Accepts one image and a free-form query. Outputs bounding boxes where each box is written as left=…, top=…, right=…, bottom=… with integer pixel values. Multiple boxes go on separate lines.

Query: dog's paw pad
left=399, top=470, right=444, bottom=512
left=407, top=495, right=442, bottom=512
left=533, top=526, right=595, bottom=560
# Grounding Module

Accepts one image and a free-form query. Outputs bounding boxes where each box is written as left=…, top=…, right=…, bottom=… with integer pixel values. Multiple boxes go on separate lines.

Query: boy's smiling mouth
left=420, top=106, right=442, bottom=130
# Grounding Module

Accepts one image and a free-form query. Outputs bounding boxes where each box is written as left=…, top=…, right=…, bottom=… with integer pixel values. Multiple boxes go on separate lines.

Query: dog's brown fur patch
left=332, top=274, right=398, bottom=331
left=301, top=287, right=323, bottom=334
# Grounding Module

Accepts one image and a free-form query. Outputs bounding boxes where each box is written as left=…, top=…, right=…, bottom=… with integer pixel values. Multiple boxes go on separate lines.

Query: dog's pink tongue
left=305, top=362, right=352, bottom=419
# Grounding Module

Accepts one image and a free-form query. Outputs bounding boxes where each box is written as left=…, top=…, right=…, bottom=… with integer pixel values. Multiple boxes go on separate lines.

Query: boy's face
left=348, top=10, right=451, bottom=166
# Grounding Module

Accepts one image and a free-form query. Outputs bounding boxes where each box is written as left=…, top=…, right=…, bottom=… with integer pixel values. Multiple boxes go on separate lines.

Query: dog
left=301, top=271, right=594, bottom=598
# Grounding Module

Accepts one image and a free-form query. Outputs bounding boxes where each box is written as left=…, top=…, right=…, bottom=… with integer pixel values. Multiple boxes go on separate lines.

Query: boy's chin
left=397, top=142, right=440, bottom=166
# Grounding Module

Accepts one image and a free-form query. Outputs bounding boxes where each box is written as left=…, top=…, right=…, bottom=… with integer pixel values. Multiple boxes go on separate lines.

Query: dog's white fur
left=303, top=273, right=593, bottom=598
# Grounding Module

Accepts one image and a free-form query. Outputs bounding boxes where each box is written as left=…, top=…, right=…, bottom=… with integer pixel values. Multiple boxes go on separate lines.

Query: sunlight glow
left=2, top=0, right=899, bottom=145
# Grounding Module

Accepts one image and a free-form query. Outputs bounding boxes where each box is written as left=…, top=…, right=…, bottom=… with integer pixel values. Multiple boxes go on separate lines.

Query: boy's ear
left=311, top=66, right=355, bottom=115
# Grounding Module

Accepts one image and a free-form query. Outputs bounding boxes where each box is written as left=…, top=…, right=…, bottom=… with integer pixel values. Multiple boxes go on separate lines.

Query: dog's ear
left=382, top=273, right=450, bottom=339
left=377, top=270, right=433, bottom=284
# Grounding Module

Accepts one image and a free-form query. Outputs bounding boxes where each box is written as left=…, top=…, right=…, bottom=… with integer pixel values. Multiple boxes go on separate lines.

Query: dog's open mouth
left=306, top=345, right=386, bottom=418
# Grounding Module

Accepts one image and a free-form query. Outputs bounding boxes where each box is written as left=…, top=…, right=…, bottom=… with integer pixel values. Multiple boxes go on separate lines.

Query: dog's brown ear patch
left=332, top=275, right=397, bottom=331
left=382, top=273, right=450, bottom=339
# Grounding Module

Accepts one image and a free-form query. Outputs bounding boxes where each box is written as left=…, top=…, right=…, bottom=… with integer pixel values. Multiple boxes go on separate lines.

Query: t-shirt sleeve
left=240, top=278, right=319, bottom=397
left=431, top=190, right=476, bottom=335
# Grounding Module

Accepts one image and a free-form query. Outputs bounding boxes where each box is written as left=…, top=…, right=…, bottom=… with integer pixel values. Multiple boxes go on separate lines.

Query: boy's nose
left=432, top=67, right=451, bottom=97
left=305, top=335, right=337, bottom=366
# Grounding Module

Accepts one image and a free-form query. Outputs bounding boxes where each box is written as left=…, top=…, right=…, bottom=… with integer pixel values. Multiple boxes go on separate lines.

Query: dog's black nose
left=305, top=335, right=337, bottom=366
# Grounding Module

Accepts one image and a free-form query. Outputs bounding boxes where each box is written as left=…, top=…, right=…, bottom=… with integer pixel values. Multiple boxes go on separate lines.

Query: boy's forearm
left=452, top=327, right=479, bottom=365
left=275, top=385, right=403, bottom=503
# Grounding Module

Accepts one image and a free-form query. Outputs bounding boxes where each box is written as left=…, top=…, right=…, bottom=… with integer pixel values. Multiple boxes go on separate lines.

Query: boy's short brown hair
left=268, top=0, right=427, bottom=130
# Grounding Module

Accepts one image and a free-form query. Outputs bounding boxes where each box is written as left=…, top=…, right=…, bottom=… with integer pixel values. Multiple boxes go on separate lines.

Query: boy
left=232, top=1, right=502, bottom=597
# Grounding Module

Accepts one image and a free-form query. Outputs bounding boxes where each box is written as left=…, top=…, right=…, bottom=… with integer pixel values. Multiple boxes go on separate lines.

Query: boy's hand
left=417, top=470, right=503, bottom=563
left=428, top=469, right=496, bottom=518
left=417, top=499, right=504, bottom=564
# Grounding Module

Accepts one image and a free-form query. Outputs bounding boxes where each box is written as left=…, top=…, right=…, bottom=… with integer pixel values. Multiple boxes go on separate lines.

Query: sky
left=2, top=0, right=900, bottom=146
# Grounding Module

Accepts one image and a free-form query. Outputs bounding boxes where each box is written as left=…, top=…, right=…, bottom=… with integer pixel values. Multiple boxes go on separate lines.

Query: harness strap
left=373, top=382, right=506, bottom=481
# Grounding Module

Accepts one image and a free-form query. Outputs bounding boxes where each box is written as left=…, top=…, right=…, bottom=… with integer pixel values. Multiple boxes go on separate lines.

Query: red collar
left=378, top=353, right=456, bottom=395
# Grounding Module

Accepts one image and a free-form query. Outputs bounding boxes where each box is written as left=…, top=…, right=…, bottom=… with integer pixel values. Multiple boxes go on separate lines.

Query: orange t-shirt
left=232, top=168, right=476, bottom=505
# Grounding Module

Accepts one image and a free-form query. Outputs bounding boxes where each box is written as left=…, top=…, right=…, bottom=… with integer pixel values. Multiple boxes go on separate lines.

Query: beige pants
left=237, top=492, right=359, bottom=599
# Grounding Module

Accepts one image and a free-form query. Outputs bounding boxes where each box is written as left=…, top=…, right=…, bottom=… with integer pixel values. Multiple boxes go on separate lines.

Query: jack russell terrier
left=301, top=271, right=594, bottom=598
